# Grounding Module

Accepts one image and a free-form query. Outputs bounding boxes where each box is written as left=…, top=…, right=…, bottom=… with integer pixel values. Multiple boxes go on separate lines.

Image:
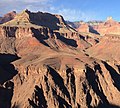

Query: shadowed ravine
left=102, top=61, right=120, bottom=91
left=0, top=54, right=19, bottom=108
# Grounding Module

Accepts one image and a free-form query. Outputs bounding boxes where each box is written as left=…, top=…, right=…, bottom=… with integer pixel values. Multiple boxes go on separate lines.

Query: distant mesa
left=72, top=16, right=120, bottom=36
left=93, top=17, right=120, bottom=35
left=0, top=11, right=16, bottom=24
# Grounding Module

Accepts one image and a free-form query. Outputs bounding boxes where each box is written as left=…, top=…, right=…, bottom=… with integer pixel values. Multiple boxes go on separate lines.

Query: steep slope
left=11, top=54, right=120, bottom=108
left=87, top=34, right=120, bottom=62
left=92, top=17, right=120, bottom=35
left=0, top=11, right=16, bottom=24
left=0, top=10, right=91, bottom=51
left=70, top=22, right=101, bottom=46
left=69, top=17, right=120, bottom=36
left=3, top=9, right=72, bottom=32
left=0, top=10, right=120, bottom=108
left=77, top=23, right=89, bottom=33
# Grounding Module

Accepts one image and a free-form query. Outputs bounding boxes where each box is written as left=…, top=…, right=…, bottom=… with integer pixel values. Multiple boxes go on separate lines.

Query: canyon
left=0, top=10, right=120, bottom=108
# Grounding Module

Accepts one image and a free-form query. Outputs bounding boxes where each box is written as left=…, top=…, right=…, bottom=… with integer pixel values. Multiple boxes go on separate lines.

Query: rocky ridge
left=0, top=11, right=16, bottom=24
left=87, top=34, right=120, bottom=62
left=69, top=17, right=120, bottom=36
left=0, top=10, right=120, bottom=108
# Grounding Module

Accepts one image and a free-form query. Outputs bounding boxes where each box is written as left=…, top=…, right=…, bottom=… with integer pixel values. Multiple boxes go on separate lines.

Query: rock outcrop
left=3, top=10, right=67, bottom=31
left=0, top=10, right=120, bottom=108
left=0, top=10, right=91, bottom=51
left=11, top=55, right=120, bottom=108
left=0, top=11, right=16, bottom=24
left=87, top=34, right=120, bottom=61
left=92, top=17, right=120, bottom=35
left=77, top=23, right=89, bottom=33
left=0, top=26, right=51, bottom=38
left=71, top=17, right=120, bottom=36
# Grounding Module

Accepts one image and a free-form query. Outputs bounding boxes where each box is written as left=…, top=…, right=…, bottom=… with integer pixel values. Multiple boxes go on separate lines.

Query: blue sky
left=0, top=0, right=120, bottom=21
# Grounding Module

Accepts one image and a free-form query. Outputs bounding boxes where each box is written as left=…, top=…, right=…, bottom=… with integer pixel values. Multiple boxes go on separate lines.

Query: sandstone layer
left=0, top=10, right=120, bottom=108
left=73, top=17, right=120, bottom=36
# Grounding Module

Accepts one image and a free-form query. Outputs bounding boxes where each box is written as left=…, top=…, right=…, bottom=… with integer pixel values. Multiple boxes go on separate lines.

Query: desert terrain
left=0, top=10, right=120, bottom=108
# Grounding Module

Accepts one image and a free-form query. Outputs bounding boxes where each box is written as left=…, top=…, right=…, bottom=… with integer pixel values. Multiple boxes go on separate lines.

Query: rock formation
left=77, top=23, right=89, bottom=33
left=87, top=34, right=120, bottom=62
left=92, top=17, right=120, bottom=35
left=74, top=17, right=120, bottom=36
left=0, top=10, right=120, bottom=108
left=0, top=11, right=16, bottom=24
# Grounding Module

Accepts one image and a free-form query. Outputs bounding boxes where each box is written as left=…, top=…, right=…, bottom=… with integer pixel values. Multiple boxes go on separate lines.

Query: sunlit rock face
left=92, top=17, right=120, bottom=35
left=0, top=10, right=120, bottom=108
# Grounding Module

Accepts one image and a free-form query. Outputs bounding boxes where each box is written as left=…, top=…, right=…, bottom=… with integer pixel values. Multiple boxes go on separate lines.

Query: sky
left=0, top=0, right=120, bottom=21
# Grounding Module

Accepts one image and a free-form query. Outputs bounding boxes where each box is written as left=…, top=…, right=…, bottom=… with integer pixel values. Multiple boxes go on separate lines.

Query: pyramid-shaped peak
left=17, top=9, right=31, bottom=17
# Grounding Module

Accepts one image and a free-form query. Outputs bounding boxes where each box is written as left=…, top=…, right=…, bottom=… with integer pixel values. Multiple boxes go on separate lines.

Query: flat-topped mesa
left=0, top=10, right=81, bottom=42
left=0, top=10, right=91, bottom=50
